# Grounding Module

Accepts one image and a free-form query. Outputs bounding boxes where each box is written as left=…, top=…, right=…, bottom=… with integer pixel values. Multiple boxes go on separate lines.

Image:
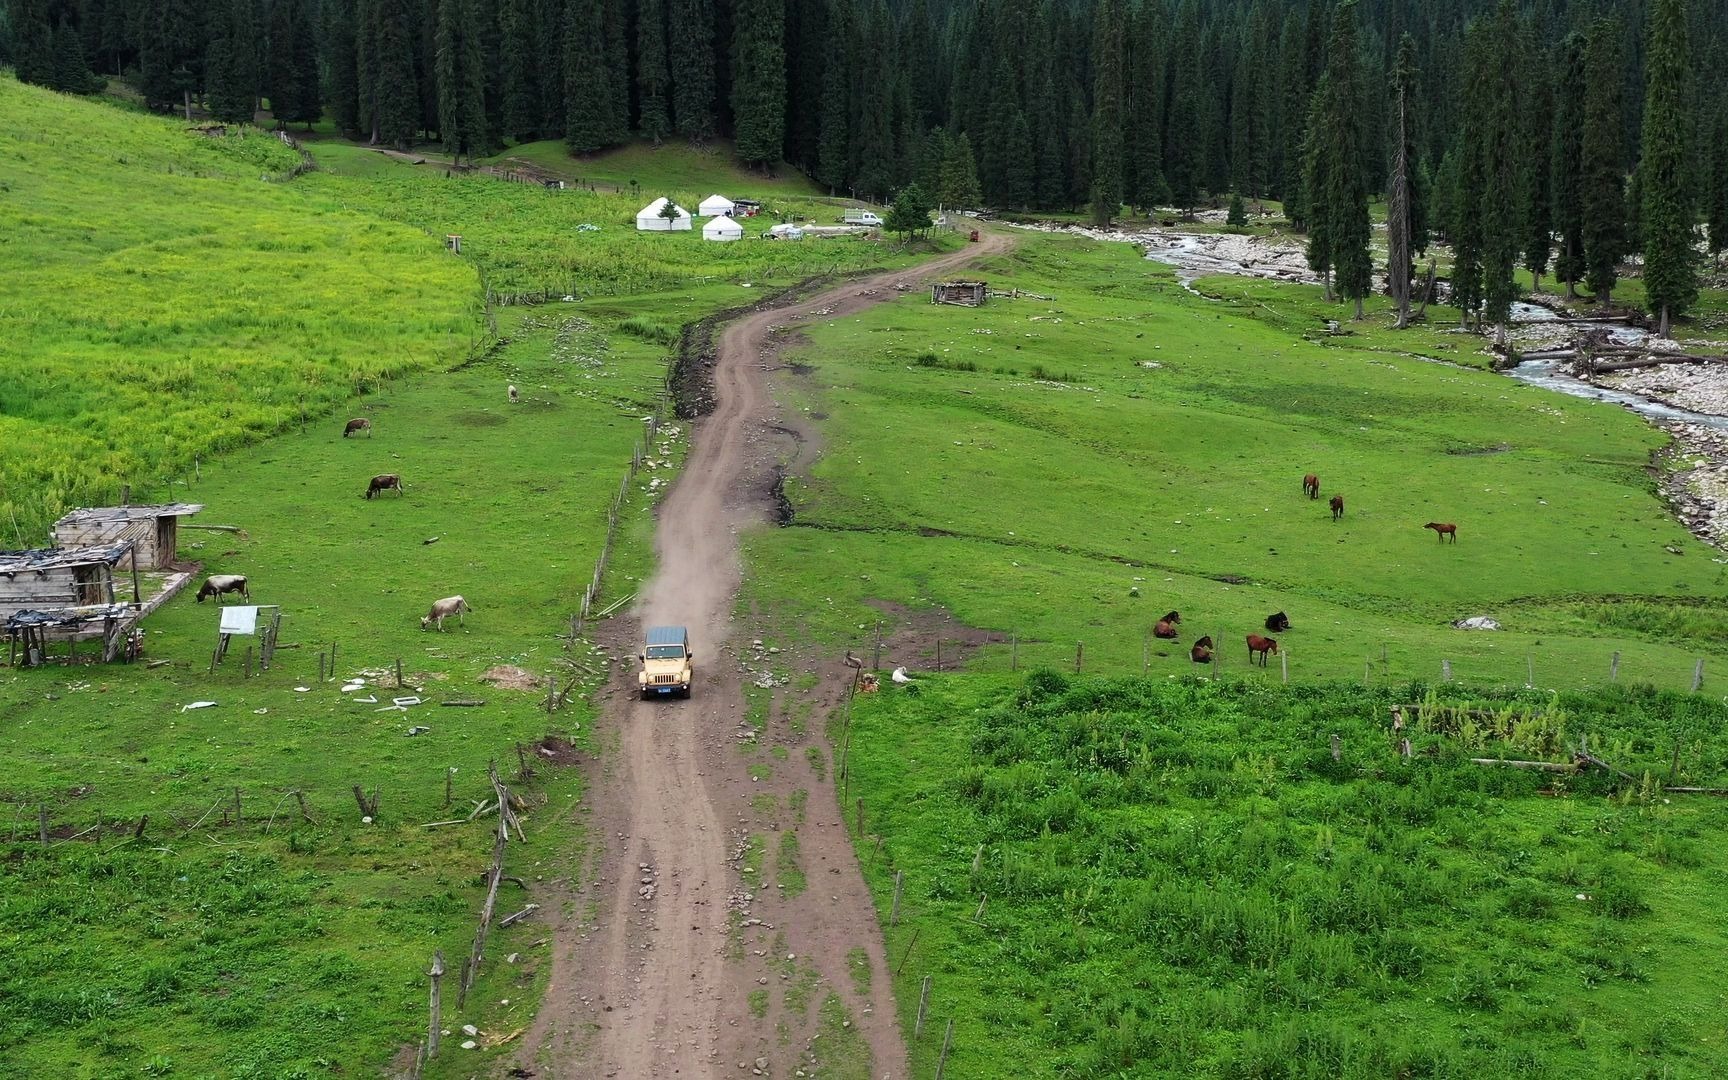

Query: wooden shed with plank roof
left=53, top=503, right=202, bottom=571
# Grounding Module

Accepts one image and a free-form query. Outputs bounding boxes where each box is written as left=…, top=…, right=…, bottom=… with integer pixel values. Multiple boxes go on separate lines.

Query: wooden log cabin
left=52, top=503, right=202, bottom=570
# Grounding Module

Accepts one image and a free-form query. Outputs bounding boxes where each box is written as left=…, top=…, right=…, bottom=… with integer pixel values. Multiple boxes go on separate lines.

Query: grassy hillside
left=0, top=76, right=478, bottom=535
left=493, top=137, right=826, bottom=196
left=299, top=151, right=924, bottom=302
left=0, top=286, right=765, bottom=1077
left=744, top=232, right=1728, bottom=689
left=849, top=674, right=1728, bottom=1078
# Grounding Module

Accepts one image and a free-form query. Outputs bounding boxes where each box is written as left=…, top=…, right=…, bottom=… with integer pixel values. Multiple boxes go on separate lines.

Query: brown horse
left=1424, top=522, right=1457, bottom=543
left=343, top=417, right=372, bottom=437
left=1246, top=633, right=1278, bottom=666
left=1153, top=613, right=1180, bottom=640
left=1191, top=635, right=1214, bottom=663
left=1303, top=474, right=1320, bottom=499
left=1330, top=494, right=1344, bottom=521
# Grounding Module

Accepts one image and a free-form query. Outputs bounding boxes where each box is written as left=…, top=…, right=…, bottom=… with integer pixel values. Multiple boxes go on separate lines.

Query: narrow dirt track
left=515, top=233, right=1011, bottom=1078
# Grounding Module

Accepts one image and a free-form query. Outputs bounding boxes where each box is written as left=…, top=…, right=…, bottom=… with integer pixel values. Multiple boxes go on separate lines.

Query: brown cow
left=1424, top=521, right=1457, bottom=543
left=1330, top=494, right=1344, bottom=521
left=1246, top=633, right=1278, bottom=666
left=1190, top=635, right=1214, bottom=664
left=1303, top=474, right=1320, bottom=499
left=343, top=418, right=372, bottom=437
left=365, top=474, right=404, bottom=499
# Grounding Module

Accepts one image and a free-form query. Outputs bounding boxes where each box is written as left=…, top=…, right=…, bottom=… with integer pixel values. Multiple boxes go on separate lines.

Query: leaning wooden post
left=427, top=951, right=445, bottom=1058
left=1692, top=658, right=1704, bottom=692
left=444, top=767, right=455, bottom=808
left=889, top=870, right=904, bottom=927
left=934, top=1018, right=955, bottom=1080
left=914, top=975, right=932, bottom=1038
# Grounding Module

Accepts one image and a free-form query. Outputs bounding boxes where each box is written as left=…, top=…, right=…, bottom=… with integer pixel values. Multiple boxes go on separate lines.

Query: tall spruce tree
left=1580, top=18, right=1628, bottom=306
left=1521, top=38, right=1555, bottom=291
left=1165, top=3, right=1206, bottom=212
left=669, top=0, right=715, bottom=139
left=562, top=0, right=620, bottom=152
left=731, top=0, right=786, bottom=166
left=1638, top=0, right=1697, bottom=336
left=496, top=0, right=540, bottom=140
left=1124, top=3, right=1168, bottom=212
left=1031, top=75, right=1068, bottom=211
left=1551, top=33, right=1587, bottom=296
left=1710, top=90, right=1728, bottom=265
left=204, top=0, right=257, bottom=124
left=1388, top=34, right=1417, bottom=328
left=434, top=0, right=486, bottom=160
left=369, top=0, right=419, bottom=147
left=1476, top=2, right=1526, bottom=342
left=1305, top=0, right=1372, bottom=318
left=635, top=0, right=671, bottom=143
left=937, top=131, right=982, bottom=211
left=1089, top=0, right=1125, bottom=225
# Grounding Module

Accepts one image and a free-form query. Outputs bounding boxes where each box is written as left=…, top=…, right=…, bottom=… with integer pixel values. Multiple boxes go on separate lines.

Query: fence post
left=1526, top=654, right=1535, bottom=688
left=39, top=805, right=49, bottom=844
left=427, top=951, right=445, bottom=1058
left=1011, top=635, right=1018, bottom=672
left=1610, top=651, right=1620, bottom=682
left=1442, top=659, right=1452, bottom=682
left=1692, top=658, right=1704, bottom=692
left=934, top=1018, right=955, bottom=1080
left=1074, top=641, right=1083, bottom=674
left=1280, top=650, right=1288, bottom=684
left=890, top=870, right=904, bottom=927
left=915, top=975, right=933, bottom=1038
left=874, top=621, right=883, bottom=670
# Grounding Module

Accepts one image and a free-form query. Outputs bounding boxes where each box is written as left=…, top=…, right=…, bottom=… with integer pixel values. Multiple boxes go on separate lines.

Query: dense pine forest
left=5, top=0, right=1728, bottom=323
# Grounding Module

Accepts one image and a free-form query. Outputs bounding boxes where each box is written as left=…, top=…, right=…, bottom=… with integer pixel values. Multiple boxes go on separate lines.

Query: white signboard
left=218, top=606, right=259, bottom=635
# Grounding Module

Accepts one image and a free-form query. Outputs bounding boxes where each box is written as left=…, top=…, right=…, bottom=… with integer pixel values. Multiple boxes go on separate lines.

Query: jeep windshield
left=646, top=645, right=684, bottom=659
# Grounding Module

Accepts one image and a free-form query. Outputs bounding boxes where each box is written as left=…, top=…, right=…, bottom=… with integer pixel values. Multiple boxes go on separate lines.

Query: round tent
left=636, top=198, right=692, bottom=231
left=703, top=216, right=744, bottom=242
left=698, top=194, right=736, bottom=217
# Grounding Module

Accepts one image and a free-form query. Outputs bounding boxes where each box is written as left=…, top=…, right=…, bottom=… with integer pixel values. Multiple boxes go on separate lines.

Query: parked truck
left=843, top=208, right=883, bottom=226
left=638, top=625, right=694, bottom=699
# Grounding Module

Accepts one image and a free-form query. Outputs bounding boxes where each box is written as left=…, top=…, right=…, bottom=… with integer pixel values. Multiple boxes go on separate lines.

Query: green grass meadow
left=846, top=674, right=1728, bottom=1078
left=491, top=137, right=826, bottom=196
left=0, top=77, right=480, bottom=535
left=746, top=232, right=1728, bottom=689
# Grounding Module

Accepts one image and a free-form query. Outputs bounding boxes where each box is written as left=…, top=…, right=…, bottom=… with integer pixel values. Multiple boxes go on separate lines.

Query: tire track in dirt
left=516, top=232, right=1011, bottom=1079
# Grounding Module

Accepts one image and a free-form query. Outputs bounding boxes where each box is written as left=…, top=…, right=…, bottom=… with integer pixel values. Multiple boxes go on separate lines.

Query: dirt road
left=515, top=233, right=1010, bottom=1078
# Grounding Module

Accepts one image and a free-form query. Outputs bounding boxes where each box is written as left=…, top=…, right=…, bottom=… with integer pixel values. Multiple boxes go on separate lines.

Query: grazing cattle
left=1190, top=635, right=1214, bottom=664
left=1153, top=611, right=1181, bottom=639
left=196, top=574, right=250, bottom=604
left=1303, top=474, right=1320, bottom=500
left=365, top=473, right=404, bottom=499
left=1330, top=494, right=1345, bottom=521
left=1424, top=521, right=1458, bottom=543
left=420, top=595, right=472, bottom=631
left=508, top=383, right=520, bottom=403
left=343, top=418, right=372, bottom=438
left=1246, top=633, right=1278, bottom=666
left=1264, top=611, right=1291, bottom=633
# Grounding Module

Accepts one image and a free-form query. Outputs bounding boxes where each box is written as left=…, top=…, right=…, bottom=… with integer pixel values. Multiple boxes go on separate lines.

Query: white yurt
left=635, top=198, right=692, bottom=231
left=703, top=216, right=744, bottom=242
left=698, top=193, right=736, bottom=217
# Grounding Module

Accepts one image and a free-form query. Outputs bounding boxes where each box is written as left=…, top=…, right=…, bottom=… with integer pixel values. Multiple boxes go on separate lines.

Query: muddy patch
left=480, top=664, right=542, bottom=691
left=769, top=466, right=794, bottom=525
left=860, top=599, right=1009, bottom=673
left=1444, top=443, right=1514, bottom=456
left=532, top=734, right=582, bottom=767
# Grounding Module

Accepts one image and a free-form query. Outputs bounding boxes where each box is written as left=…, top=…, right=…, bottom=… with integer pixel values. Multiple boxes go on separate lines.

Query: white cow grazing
left=420, top=595, right=472, bottom=631
left=508, top=384, right=519, bottom=403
